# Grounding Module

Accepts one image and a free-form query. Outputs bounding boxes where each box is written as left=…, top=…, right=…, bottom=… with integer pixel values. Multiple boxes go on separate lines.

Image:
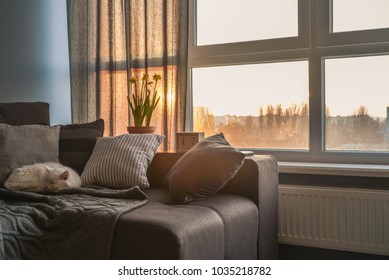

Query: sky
left=196, top=0, right=298, bottom=45
left=193, top=0, right=389, bottom=118
left=193, top=61, right=309, bottom=117
left=325, top=55, right=389, bottom=118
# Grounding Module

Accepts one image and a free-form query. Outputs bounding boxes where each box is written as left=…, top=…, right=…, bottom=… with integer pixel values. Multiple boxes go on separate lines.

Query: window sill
left=278, top=161, right=389, bottom=178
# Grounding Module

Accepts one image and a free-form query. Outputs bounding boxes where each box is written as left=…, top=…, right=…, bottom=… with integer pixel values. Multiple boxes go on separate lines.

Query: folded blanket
left=0, top=186, right=147, bottom=259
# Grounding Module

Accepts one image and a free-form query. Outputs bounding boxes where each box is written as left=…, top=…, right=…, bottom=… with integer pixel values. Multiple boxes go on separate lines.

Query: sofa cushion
left=146, top=188, right=258, bottom=259
left=59, top=119, right=104, bottom=175
left=0, top=124, right=60, bottom=182
left=166, top=133, right=245, bottom=203
left=111, top=199, right=225, bottom=259
left=111, top=189, right=258, bottom=260
left=144, top=187, right=258, bottom=259
left=0, top=102, right=50, bottom=125
left=81, top=134, right=164, bottom=189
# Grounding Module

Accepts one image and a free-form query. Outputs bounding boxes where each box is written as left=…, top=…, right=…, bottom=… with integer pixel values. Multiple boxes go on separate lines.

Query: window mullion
left=309, top=0, right=324, bottom=158
left=309, top=53, right=324, bottom=158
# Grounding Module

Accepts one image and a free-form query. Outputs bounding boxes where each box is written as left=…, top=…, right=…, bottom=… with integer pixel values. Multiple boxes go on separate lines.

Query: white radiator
left=278, top=185, right=389, bottom=256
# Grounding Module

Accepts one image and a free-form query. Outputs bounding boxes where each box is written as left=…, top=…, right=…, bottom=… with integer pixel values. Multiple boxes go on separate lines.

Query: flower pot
left=127, top=126, right=156, bottom=134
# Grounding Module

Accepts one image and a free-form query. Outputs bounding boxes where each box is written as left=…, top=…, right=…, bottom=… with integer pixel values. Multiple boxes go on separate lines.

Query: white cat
left=4, top=162, right=82, bottom=193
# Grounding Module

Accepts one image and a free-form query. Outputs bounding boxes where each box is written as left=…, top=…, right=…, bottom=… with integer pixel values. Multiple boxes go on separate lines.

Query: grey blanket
left=0, top=186, right=147, bottom=259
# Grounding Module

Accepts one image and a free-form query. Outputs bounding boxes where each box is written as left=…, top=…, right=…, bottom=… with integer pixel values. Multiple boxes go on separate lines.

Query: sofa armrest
left=222, top=155, right=278, bottom=205
left=221, top=155, right=279, bottom=259
left=147, top=153, right=279, bottom=259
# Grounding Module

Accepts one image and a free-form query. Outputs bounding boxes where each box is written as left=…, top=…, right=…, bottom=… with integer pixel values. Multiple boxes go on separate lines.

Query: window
left=332, top=0, right=389, bottom=33
left=325, top=55, right=389, bottom=152
left=193, top=61, right=309, bottom=149
left=189, top=0, right=389, bottom=164
left=196, top=0, right=298, bottom=45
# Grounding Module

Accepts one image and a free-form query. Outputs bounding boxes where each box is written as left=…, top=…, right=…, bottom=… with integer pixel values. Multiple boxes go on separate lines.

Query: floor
left=279, top=244, right=389, bottom=260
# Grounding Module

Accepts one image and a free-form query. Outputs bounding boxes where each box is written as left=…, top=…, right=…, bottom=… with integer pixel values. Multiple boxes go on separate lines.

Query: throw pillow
left=166, top=133, right=245, bottom=203
left=0, top=102, right=50, bottom=125
left=59, top=119, right=104, bottom=175
left=81, top=133, right=165, bottom=189
left=0, top=124, right=60, bottom=183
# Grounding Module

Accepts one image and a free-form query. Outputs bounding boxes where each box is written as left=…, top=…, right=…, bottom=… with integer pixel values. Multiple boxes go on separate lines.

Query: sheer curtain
left=67, top=0, right=188, bottom=150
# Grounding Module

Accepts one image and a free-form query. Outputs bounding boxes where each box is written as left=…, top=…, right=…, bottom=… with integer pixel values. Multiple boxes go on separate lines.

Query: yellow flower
left=128, top=72, right=162, bottom=127
left=153, top=74, right=162, bottom=81
left=142, top=73, right=149, bottom=81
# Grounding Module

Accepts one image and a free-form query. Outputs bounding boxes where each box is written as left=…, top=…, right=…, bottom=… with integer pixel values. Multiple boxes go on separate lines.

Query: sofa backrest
left=0, top=102, right=50, bottom=125
left=147, top=152, right=182, bottom=189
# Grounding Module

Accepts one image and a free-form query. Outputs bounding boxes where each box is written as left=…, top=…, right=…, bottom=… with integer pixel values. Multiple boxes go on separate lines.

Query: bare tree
left=194, top=106, right=215, bottom=136
left=352, top=105, right=368, bottom=116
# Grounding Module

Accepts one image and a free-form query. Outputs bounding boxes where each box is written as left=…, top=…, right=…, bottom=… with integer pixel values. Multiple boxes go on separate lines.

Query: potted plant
left=127, top=73, right=162, bottom=134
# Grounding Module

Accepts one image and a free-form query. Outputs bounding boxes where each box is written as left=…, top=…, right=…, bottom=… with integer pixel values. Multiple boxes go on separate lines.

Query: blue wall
left=0, top=0, right=71, bottom=124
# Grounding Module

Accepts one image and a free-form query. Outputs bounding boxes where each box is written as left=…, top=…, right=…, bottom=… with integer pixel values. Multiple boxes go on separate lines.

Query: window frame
left=188, top=0, right=389, bottom=165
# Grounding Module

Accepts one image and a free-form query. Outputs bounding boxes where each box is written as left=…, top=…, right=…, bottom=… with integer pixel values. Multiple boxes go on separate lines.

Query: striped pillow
left=81, top=134, right=165, bottom=189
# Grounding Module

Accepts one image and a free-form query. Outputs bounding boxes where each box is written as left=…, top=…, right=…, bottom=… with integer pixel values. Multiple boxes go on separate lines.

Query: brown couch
left=0, top=102, right=279, bottom=259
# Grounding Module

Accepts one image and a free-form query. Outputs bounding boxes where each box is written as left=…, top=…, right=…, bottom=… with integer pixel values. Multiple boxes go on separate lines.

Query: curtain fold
left=67, top=0, right=188, bottom=150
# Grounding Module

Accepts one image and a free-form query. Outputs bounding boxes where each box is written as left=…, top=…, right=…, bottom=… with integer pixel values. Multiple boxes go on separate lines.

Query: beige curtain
left=67, top=0, right=188, bottom=151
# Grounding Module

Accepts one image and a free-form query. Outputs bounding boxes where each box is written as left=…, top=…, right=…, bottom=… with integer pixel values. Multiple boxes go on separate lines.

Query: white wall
left=0, top=0, right=71, bottom=124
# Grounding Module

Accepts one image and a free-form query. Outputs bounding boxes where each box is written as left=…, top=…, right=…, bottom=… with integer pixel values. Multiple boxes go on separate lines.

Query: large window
left=189, top=0, right=389, bottom=164
left=193, top=61, right=309, bottom=149
left=196, top=0, right=298, bottom=45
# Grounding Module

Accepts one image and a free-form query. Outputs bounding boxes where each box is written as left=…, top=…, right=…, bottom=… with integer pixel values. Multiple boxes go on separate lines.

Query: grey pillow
left=0, top=124, right=60, bottom=183
left=166, top=133, right=246, bottom=203
left=59, top=119, right=105, bottom=175
left=81, top=134, right=165, bottom=189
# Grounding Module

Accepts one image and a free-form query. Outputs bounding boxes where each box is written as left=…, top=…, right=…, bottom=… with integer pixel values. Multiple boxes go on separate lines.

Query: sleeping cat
left=4, top=162, right=82, bottom=193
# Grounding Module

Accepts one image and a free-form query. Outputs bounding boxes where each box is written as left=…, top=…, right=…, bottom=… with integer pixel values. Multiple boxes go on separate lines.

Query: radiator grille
left=278, top=185, right=389, bottom=256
